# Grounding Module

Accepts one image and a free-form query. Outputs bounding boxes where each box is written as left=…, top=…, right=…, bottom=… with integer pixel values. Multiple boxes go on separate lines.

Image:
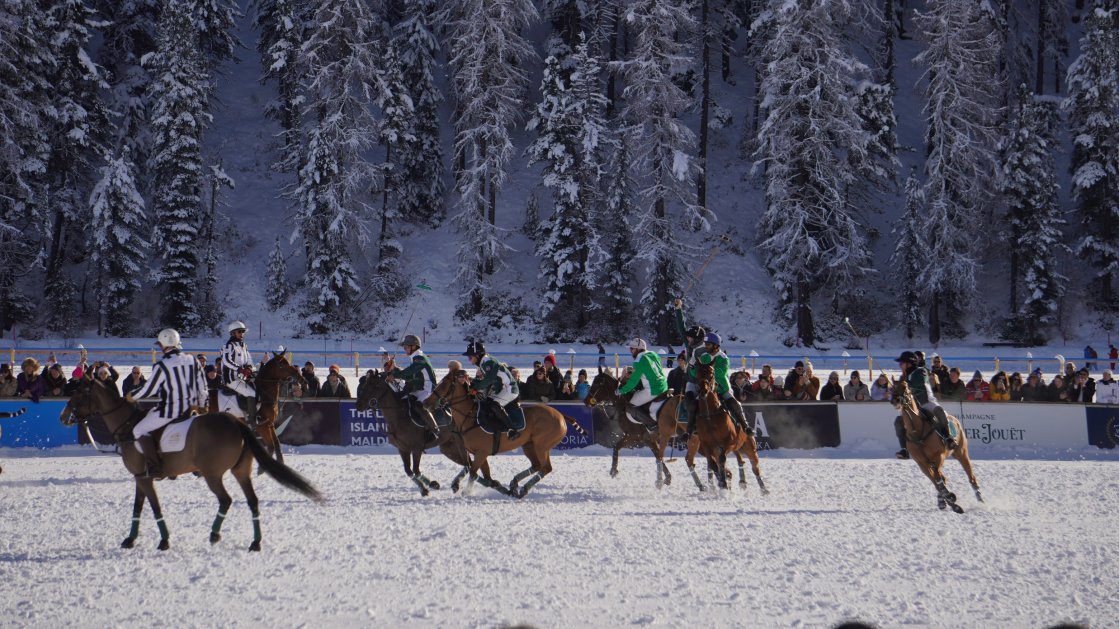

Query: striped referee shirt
left=132, top=350, right=208, bottom=418
left=220, top=337, right=253, bottom=385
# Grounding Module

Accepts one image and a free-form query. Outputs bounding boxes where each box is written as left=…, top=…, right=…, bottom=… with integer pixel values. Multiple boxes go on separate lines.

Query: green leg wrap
left=128, top=517, right=141, bottom=540
left=156, top=517, right=169, bottom=541
left=211, top=511, right=227, bottom=536
left=252, top=515, right=262, bottom=543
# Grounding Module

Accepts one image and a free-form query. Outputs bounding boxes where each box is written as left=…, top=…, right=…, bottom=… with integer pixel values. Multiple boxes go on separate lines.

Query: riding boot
left=137, top=435, right=162, bottom=478
left=246, top=397, right=258, bottom=425
left=934, top=407, right=957, bottom=449
left=722, top=397, right=753, bottom=436
left=628, top=403, right=658, bottom=432
left=413, top=400, right=441, bottom=437
left=684, top=392, right=698, bottom=436
left=894, top=416, right=909, bottom=459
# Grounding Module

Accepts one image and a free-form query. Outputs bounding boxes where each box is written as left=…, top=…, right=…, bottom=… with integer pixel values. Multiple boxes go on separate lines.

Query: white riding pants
left=226, top=379, right=255, bottom=398
left=630, top=387, right=654, bottom=407
left=133, top=408, right=173, bottom=439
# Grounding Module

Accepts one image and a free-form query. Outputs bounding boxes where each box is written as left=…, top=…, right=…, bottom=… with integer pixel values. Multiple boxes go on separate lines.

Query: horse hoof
left=451, top=483, right=461, bottom=494
left=210, top=533, right=221, bottom=545
left=427, top=480, right=441, bottom=491
left=157, top=539, right=170, bottom=551
left=609, top=469, right=619, bottom=478
left=761, top=486, right=770, bottom=496
left=976, top=492, right=985, bottom=503
left=420, top=488, right=430, bottom=497
left=950, top=503, right=965, bottom=514
left=121, top=537, right=136, bottom=549
left=655, top=480, right=664, bottom=490
left=249, top=541, right=261, bottom=552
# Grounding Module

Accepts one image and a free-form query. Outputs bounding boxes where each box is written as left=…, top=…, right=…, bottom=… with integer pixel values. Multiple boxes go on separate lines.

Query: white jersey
left=131, top=350, right=208, bottom=419
left=220, top=337, right=253, bottom=385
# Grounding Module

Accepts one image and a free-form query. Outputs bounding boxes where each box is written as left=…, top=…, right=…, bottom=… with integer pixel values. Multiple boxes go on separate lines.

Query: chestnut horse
left=355, top=370, right=474, bottom=496
left=61, top=377, right=322, bottom=551
left=686, top=362, right=753, bottom=491
left=210, top=354, right=304, bottom=464
left=892, top=380, right=983, bottom=512
left=428, top=367, right=587, bottom=498
left=583, top=371, right=684, bottom=488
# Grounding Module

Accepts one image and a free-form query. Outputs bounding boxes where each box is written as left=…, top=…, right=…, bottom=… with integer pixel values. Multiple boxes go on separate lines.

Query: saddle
left=918, top=407, right=958, bottom=440
left=475, top=401, right=526, bottom=435
left=134, top=413, right=196, bottom=455
left=218, top=386, right=256, bottom=421
left=400, top=394, right=451, bottom=430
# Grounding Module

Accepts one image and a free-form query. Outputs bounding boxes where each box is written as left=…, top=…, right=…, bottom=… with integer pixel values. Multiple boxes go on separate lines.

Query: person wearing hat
left=1069, top=368, right=1096, bottom=403
left=894, top=350, right=956, bottom=459
left=0, top=363, right=18, bottom=397
left=16, top=358, right=45, bottom=403
left=965, top=370, right=990, bottom=401
left=219, top=320, right=258, bottom=422
left=1019, top=369, right=1045, bottom=401
left=463, top=340, right=522, bottom=437
left=385, top=334, right=442, bottom=435
left=542, top=353, right=563, bottom=398
left=844, top=371, right=870, bottom=401
left=128, top=329, right=208, bottom=478
left=43, top=363, right=67, bottom=397
left=693, top=333, right=753, bottom=436
left=1096, top=369, right=1118, bottom=404
left=64, top=367, right=85, bottom=396
left=671, top=298, right=709, bottom=429
left=616, top=338, right=669, bottom=431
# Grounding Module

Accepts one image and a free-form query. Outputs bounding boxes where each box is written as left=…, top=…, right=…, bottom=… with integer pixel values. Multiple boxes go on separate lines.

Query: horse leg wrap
left=211, top=510, right=227, bottom=536
left=519, top=472, right=543, bottom=497
left=738, top=464, right=748, bottom=486
left=509, top=468, right=535, bottom=493
left=450, top=467, right=468, bottom=493
left=411, top=475, right=429, bottom=495
left=252, top=515, right=262, bottom=543
left=128, top=516, right=141, bottom=540
left=689, top=465, right=705, bottom=491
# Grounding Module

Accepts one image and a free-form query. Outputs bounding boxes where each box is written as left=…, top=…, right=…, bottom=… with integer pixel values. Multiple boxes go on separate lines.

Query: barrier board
left=1086, top=406, right=1119, bottom=449
left=0, top=400, right=77, bottom=448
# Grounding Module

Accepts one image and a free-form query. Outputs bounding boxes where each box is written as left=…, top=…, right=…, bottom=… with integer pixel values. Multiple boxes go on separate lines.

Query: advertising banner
left=0, top=400, right=78, bottom=448
left=744, top=402, right=841, bottom=450
left=542, top=402, right=594, bottom=450
left=1086, top=405, right=1119, bottom=449
left=276, top=399, right=343, bottom=446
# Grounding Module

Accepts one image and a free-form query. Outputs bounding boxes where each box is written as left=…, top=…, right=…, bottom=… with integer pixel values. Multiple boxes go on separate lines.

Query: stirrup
left=895, top=449, right=910, bottom=460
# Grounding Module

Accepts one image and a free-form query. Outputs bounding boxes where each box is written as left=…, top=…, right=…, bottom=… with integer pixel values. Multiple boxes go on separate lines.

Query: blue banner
left=340, top=401, right=390, bottom=447
left=0, top=400, right=79, bottom=448
left=1086, top=406, right=1119, bottom=449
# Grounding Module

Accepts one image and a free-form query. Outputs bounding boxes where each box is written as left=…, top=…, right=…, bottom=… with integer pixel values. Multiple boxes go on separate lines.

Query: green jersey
left=390, top=350, right=436, bottom=397
left=618, top=350, right=669, bottom=397
left=471, top=355, right=519, bottom=397
left=697, top=350, right=732, bottom=397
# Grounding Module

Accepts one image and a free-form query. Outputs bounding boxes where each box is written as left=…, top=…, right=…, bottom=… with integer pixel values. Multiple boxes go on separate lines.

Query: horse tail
left=235, top=421, right=324, bottom=503
left=562, top=414, right=588, bottom=436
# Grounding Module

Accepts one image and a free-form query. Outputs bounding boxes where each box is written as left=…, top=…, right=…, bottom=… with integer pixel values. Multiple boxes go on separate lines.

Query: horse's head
left=260, top=354, right=305, bottom=387
left=59, top=376, right=122, bottom=426
left=584, top=371, right=618, bottom=407
left=429, top=366, right=472, bottom=412
left=695, top=361, right=716, bottom=396
left=890, top=378, right=913, bottom=409
left=355, top=369, right=391, bottom=412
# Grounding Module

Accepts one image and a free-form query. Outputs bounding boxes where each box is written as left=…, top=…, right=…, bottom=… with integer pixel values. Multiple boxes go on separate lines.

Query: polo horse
left=429, top=366, right=588, bottom=498
left=583, top=370, right=684, bottom=488
left=685, top=362, right=753, bottom=492
left=211, top=354, right=304, bottom=464
left=892, top=380, right=983, bottom=513
left=355, top=370, right=474, bottom=496
left=61, top=377, right=323, bottom=551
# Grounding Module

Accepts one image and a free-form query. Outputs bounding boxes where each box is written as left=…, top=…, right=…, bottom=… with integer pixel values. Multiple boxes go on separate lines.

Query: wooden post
left=354, top=353, right=360, bottom=378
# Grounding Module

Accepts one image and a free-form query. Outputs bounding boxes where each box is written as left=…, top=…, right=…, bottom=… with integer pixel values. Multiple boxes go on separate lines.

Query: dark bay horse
left=355, top=370, right=473, bottom=496
left=686, top=363, right=752, bottom=491
left=583, top=371, right=684, bottom=488
left=429, top=367, right=587, bottom=498
left=892, top=380, right=983, bottom=512
left=62, top=378, right=323, bottom=551
left=210, top=354, right=304, bottom=464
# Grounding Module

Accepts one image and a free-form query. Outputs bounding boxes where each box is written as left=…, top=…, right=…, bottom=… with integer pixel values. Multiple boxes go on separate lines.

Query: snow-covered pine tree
left=444, top=0, right=537, bottom=317
left=854, top=80, right=898, bottom=197
left=1035, top=0, right=1070, bottom=94
left=1000, top=89, right=1065, bottom=343
left=395, top=0, right=444, bottom=226
left=754, top=0, right=872, bottom=347
left=197, top=163, right=233, bottom=331
left=295, top=0, right=380, bottom=333
left=147, top=0, right=211, bottom=331
left=97, top=0, right=161, bottom=179
left=528, top=34, right=608, bottom=336
left=42, top=0, right=112, bottom=321
left=372, top=38, right=413, bottom=305
left=1064, top=2, right=1119, bottom=307
left=615, top=0, right=709, bottom=344
left=89, top=150, right=149, bottom=336
left=188, top=0, right=242, bottom=72
left=522, top=191, right=541, bottom=241
left=593, top=134, right=638, bottom=340
left=890, top=173, right=926, bottom=340
left=265, top=237, right=289, bottom=310
left=915, top=0, right=1004, bottom=343
left=252, top=0, right=307, bottom=172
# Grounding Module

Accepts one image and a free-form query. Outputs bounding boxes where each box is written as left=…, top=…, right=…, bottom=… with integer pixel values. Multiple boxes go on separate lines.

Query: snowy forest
left=0, top=0, right=1117, bottom=347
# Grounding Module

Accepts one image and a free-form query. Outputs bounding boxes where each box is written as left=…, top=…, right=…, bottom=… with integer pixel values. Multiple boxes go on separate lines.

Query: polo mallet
left=682, top=233, right=732, bottom=297
left=844, top=317, right=884, bottom=379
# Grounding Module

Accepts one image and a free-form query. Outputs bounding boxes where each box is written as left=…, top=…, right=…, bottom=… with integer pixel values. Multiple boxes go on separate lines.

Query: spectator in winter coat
left=785, top=361, right=820, bottom=400
left=1064, top=362, right=1079, bottom=387
left=575, top=369, right=590, bottom=401
left=558, top=371, right=577, bottom=401
left=820, top=372, right=844, bottom=401
left=16, top=358, right=46, bottom=403
left=732, top=371, right=752, bottom=402
left=0, top=363, right=17, bottom=397
left=1110, top=344, right=1118, bottom=371
left=939, top=368, right=967, bottom=402
left=1084, top=345, right=1098, bottom=371
left=965, top=371, right=990, bottom=401
left=521, top=368, right=555, bottom=402
left=42, top=364, right=67, bottom=397
left=204, top=365, right=221, bottom=392
left=929, top=355, right=950, bottom=393
left=1008, top=372, right=1024, bottom=401
left=121, top=367, right=147, bottom=398
left=64, top=368, right=84, bottom=396
left=1020, top=372, right=1046, bottom=401
left=1046, top=375, right=1071, bottom=403
left=1069, top=369, right=1096, bottom=403
left=542, top=354, right=563, bottom=398
left=1095, top=370, right=1119, bottom=404
left=93, top=363, right=120, bottom=386
left=843, top=371, right=870, bottom=401
left=301, top=362, right=321, bottom=398
left=667, top=352, right=688, bottom=394
left=989, top=371, right=1011, bottom=401
left=751, top=375, right=778, bottom=401
left=870, top=373, right=892, bottom=401
left=317, top=371, right=350, bottom=399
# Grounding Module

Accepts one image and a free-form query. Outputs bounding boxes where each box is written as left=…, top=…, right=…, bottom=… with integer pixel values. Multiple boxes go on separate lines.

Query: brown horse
left=429, top=367, right=587, bottom=498
left=686, top=362, right=753, bottom=491
left=61, top=377, right=323, bottom=551
left=355, top=370, right=474, bottom=496
left=210, top=354, right=305, bottom=464
left=583, top=371, right=684, bottom=488
left=892, top=380, right=983, bottom=513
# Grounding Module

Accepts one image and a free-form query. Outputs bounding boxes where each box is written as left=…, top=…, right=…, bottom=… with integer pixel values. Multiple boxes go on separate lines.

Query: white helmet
left=156, top=328, right=181, bottom=349
left=628, top=338, right=647, bottom=351
left=274, top=345, right=286, bottom=356
left=228, top=320, right=247, bottom=333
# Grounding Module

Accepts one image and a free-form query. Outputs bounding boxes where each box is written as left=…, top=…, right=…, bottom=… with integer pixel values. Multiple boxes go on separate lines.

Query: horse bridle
left=896, top=386, right=937, bottom=443
left=63, top=384, right=139, bottom=454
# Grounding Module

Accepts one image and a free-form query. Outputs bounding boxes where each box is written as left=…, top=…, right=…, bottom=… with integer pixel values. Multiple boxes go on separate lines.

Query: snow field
left=0, top=452, right=1115, bottom=628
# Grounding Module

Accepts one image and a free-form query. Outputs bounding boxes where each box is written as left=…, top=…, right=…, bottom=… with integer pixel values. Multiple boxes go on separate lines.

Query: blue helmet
left=704, top=332, right=721, bottom=346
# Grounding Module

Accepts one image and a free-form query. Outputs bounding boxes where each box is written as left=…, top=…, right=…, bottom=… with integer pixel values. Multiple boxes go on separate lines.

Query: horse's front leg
left=686, top=434, right=705, bottom=491
left=137, top=477, right=170, bottom=550
left=121, top=483, right=146, bottom=549
left=400, top=450, right=428, bottom=497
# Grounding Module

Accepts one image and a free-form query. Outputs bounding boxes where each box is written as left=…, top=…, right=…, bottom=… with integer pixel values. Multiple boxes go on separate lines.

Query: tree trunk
left=928, top=291, right=941, bottom=346
left=606, top=3, right=619, bottom=118
left=796, top=278, right=814, bottom=348
left=697, top=0, right=710, bottom=212
left=485, top=179, right=496, bottom=276
left=379, top=147, right=391, bottom=262
left=1035, top=0, right=1046, bottom=94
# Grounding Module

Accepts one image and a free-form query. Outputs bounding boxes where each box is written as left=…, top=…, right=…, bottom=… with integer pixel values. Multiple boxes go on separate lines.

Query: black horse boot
left=684, top=391, right=698, bottom=436
left=628, top=403, right=658, bottom=432
left=137, top=435, right=162, bottom=478
left=722, top=397, right=753, bottom=436
left=934, top=407, right=957, bottom=449
left=894, top=417, right=909, bottom=459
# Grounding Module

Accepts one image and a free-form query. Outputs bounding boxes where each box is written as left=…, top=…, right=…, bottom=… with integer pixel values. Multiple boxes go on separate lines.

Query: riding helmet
left=685, top=325, right=706, bottom=341
left=400, top=334, right=422, bottom=348
left=895, top=350, right=918, bottom=364
left=704, top=332, right=721, bottom=346
left=156, top=328, right=182, bottom=349
left=628, top=338, right=647, bottom=351
left=228, top=320, right=247, bottom=333
left=463, top=340, right=486, bottom=357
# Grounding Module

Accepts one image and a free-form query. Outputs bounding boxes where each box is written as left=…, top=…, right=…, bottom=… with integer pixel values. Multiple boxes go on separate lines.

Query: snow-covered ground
left=1, top=450, right=1114, bottom=628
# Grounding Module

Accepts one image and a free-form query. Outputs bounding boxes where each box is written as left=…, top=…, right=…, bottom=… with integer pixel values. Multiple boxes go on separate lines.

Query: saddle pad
left=134, top=417, right=195, bottom=454
left=650, top=399, right=667, bottom=421
left=476, top=404, right=527, bottom=434
left=217, top=389, right=249, bottom=417
left=947, top=418, right=959, bottom=440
